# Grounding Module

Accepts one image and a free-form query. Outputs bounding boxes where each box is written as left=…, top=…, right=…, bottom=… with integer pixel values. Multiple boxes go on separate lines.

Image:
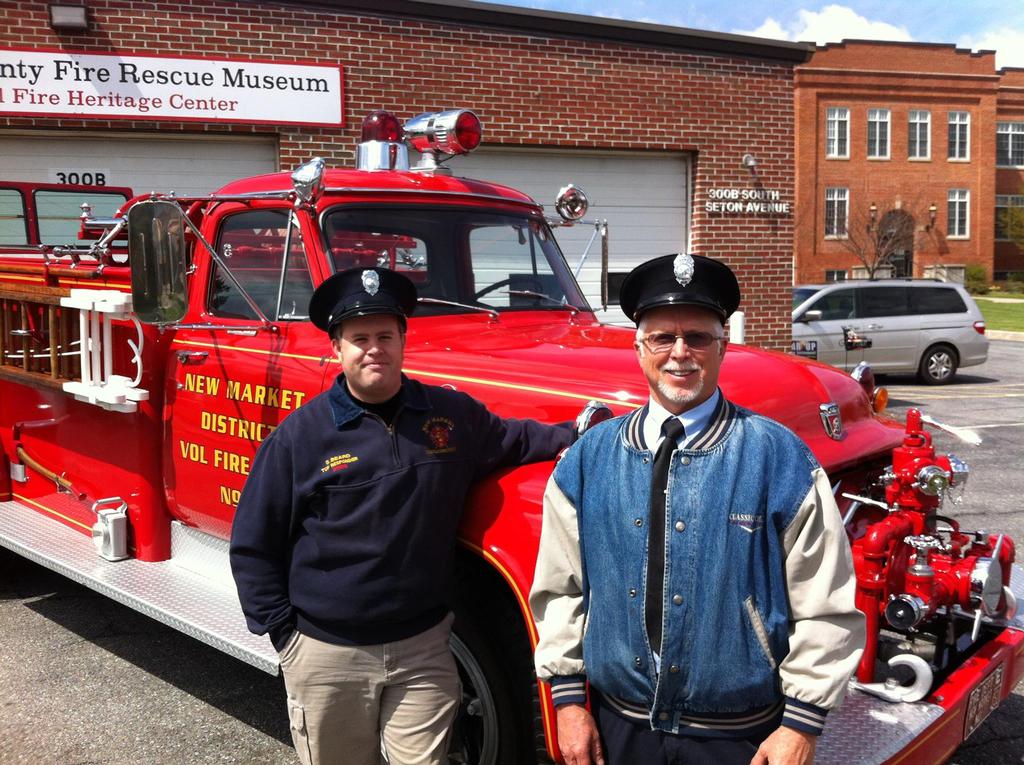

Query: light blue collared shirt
left=642, top=388, right=722, bottom=453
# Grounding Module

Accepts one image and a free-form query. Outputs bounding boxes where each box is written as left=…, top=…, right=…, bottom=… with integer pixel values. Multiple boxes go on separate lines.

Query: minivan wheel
left=918, top=344, right=958, bottom=385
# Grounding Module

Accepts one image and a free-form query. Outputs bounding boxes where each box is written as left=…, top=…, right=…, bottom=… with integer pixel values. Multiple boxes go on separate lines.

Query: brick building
left=0, top=0, right=810, bottom=347
left=795, top=41, right=1024, bottom=284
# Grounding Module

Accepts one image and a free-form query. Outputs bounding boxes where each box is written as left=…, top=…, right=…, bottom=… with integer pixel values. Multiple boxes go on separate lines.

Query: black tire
left=917, top=344, right=958, bottom=385
left=449, top=597, right=537, bottom=765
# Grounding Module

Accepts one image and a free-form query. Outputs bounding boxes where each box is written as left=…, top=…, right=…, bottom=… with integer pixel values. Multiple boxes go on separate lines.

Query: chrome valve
left=915, top=465, right=951, bottom=496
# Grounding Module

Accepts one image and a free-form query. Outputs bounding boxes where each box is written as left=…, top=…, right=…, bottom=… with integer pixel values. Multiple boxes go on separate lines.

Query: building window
left=947, top=189, right=969, bottom=238
left=825, top=187, right=849, bottom=237
left=995, top=195, right=1024, bottom=240
left=947, top=112, right=970, bottom=160
left=867, top=109, right=890, bottom=158
left=826, top=107, right=849, bottom=158
left=997, top=122, right=1024, bottom=167
left=908, top=110, right=931, bottom=159
left=825, top=269, right=848, bottom=282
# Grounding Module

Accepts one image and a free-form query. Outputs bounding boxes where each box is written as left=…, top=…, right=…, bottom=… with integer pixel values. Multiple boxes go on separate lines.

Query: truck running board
left=816, top=687, right=942, bottom=763
left=0, top=499, right=278, bottom=675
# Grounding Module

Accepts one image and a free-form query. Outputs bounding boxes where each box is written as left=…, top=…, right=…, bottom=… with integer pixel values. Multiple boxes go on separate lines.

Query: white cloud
left=741, top=18, right=788, bottom=40
left=734, top=4, right=912, bottom=45
left=959, top=29, right=1024, bottom=70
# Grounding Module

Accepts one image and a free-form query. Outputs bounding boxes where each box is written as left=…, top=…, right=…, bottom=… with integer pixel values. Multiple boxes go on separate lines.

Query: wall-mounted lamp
left=741, top=154, right=758, bottom=174
left=926, top=202, right=938, bottom=231
left=49, top=4, right=89, bottom=31
left=867, top=202, right=878, bottom=231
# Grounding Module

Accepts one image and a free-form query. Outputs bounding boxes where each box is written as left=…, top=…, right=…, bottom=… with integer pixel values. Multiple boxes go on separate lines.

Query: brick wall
left=996, top=69, right=1024, bottom=276
left=2, top=0, right=800, bottom=348
left=795, top=41, right=1024, bottom=283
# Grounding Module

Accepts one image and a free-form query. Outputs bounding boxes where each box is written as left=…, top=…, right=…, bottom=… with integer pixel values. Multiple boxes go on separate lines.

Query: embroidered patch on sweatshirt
left=321, top=453, right=359, bottom=473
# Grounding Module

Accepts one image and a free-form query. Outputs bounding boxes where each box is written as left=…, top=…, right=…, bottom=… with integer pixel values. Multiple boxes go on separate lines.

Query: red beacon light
left=453, top=110, right=482, bottom=152
left=360, top=110, right=404, bottom=143
left=404, top=109, right=482, bottom=172
left=354, top=108, right=482, bottom=173
left=356, top=110, right=410, bottom=172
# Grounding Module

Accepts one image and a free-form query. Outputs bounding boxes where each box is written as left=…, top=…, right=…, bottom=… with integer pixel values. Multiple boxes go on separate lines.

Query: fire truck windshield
left=322, top=207, right=590, bottom=315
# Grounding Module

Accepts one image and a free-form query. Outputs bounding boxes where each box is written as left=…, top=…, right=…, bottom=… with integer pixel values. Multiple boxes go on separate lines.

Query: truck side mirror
left=127, top=200, right=188, bottom=325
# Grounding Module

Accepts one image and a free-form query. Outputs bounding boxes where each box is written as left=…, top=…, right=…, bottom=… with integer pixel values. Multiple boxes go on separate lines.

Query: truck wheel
left=917, top=344, right=958, bottom=385
left=449, top=599, right=536, bottom=765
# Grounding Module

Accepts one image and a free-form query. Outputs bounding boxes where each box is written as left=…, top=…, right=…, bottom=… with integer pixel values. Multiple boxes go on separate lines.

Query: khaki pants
left=279, top=614, right=460, bottom=765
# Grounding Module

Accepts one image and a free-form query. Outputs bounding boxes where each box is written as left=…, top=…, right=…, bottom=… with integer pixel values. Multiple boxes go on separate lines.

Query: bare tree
left=835, top=200, right=936, bottom=278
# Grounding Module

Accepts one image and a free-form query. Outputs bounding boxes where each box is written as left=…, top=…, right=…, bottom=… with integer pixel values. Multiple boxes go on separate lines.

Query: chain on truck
left=1, top=108, right=1022, bottom=765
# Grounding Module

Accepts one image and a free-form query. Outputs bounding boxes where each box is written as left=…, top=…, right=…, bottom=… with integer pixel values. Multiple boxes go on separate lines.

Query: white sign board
left=0, top=49, right=343, bottom=126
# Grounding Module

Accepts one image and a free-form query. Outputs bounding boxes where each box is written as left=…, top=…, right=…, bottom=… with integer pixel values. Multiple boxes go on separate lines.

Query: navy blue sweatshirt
left=230, top=373, right=573, bottom=649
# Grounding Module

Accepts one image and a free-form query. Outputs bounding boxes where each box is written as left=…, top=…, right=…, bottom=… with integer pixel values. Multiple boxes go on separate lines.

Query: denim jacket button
left=680, top=455, right=691, bottom=465
left=675, top=520, right=685, bottom=532
left=643, top=457, right=650, bottom=464
left=634, top=518, right=643, bottom=527
left=629, top=588, right=637, bottom=598
left=672, top=594, right=683, bottom=605
left=669, top=664, right=680, bottom=673
left=634, top=656, right=642, bottom=667
left=658, top=711, right=670, bottom=721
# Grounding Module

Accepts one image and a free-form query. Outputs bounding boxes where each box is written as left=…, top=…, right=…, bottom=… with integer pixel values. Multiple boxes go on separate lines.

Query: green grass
left=976, top=297, right=1024, bottom=332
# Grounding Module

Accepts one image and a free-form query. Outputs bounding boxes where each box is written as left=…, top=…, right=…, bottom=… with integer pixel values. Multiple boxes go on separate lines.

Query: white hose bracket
left=59, top=289, right=150, bottom=413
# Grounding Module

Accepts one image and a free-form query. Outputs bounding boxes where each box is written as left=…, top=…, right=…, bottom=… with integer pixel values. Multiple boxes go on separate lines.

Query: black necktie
left=645, top=417, right=685, bottom=657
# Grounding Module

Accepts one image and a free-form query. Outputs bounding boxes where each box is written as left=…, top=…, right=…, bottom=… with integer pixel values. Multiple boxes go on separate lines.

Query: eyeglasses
left=639, top=331, right=723, bottom=354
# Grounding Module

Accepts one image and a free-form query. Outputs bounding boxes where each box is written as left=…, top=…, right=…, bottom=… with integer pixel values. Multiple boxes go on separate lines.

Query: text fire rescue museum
left=0, top=51, right=343, bottom=124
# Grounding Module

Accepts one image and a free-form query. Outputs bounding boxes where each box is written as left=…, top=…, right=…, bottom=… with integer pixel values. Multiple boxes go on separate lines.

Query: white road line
left=885, top=385, right=1024, bottom=392
left=961, top=422, right=1024, bottom=430
left=887, top=392, right=1024, bottom=400
left=884, top=395, right=1024, bottom=401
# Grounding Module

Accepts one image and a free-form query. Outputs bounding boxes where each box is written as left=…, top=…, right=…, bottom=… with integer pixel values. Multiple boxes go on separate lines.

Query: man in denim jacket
left=530, top=254, right=864, bottom=765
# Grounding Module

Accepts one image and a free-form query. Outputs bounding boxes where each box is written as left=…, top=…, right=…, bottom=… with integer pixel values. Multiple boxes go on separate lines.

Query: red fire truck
left=0, top=109, right=1021, bottom=764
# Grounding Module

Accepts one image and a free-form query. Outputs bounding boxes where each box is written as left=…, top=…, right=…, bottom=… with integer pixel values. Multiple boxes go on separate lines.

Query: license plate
left=963, top=665, right=1004, bottom=739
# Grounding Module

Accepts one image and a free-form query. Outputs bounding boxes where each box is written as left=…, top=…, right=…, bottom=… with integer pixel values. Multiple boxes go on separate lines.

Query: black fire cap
left=618, top=253, right=741, bottom=325
left=308, top=267, right=418, bottom=334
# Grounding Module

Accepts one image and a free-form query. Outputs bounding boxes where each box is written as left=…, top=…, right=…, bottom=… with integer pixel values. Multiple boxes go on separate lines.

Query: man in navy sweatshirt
left=230, top=267, right=572, bottom=765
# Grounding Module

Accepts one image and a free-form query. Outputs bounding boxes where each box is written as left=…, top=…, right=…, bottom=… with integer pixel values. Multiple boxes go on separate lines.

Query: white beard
left=655, top=362, right=703, bottom=406
left=656, top=375, right=703, bottom=407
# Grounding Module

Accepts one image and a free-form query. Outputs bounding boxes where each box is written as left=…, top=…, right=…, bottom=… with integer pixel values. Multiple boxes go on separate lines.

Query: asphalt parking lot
left=1, top=341, right=1022, bottom=765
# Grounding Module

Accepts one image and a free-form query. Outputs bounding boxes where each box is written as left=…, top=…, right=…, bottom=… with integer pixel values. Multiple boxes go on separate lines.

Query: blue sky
left=482, top=1, right=1024, bottom=69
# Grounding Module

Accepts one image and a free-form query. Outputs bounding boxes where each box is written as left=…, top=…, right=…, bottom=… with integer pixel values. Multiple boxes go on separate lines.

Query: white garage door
left=0, top=132, right=278, bottom=197
left=454, top=148, right=690, bottom=324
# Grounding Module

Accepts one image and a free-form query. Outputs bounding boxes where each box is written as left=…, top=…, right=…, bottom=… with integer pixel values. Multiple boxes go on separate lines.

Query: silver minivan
left=792, top=280, right=988, bottom=384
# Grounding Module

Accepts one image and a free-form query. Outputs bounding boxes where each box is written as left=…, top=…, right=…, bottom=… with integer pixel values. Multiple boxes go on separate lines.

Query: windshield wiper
left=417, top=297, right=499, bottom=320
left=501, top=290, right=580, bottom=317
